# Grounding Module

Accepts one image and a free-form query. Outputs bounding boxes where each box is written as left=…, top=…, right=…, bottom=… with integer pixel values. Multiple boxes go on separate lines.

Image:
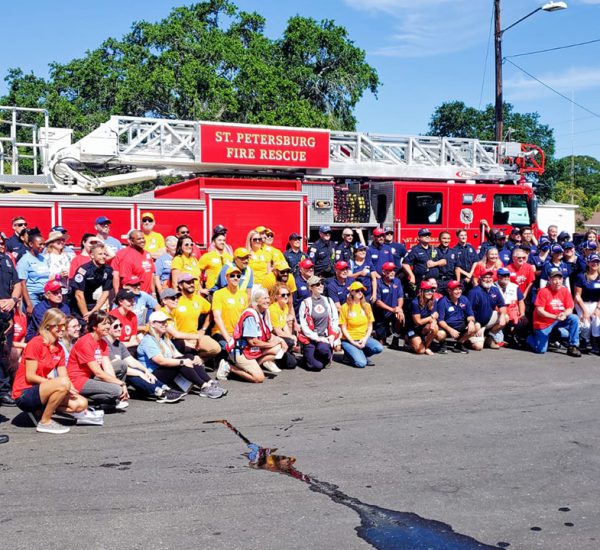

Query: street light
left=494, top=1, right=567, bottom=141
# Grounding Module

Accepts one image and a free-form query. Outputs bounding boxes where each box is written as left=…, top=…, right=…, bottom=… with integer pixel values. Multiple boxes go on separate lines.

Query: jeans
left=527, top=314, right=580, bottom=353
left=303, top=341, right=332, bottom=371
left=127, top=374, right=166, bottom=397
left=341, top=338, right=384, bottom=368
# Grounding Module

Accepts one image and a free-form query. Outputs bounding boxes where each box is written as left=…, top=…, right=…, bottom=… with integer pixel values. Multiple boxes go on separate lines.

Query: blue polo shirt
left=368, top=243, right=394, bottom=274
left=540, top=260, right=570, bottom=283
left=388, top=241, right=407, bottom=269
left=405, top=244, right=439, bottom=280
left=325, top=277, right=350, bottom=305
left=293, top=273, right=311, bottom=318
left=437, top=295, right=474, bottom=329
left=575, top=273, right=600, bottom=302
left=467, top=285, right=505, bottom=326
left=349, top=258, right=375, bottom=296
left=376, top=277, right=404, bottom=309
left=498, top=246, right=513, bottom=267
left=26, top=299, right=71, bottom=342
left=16, top=252, right=50, bottom=297
left=408, top=297, right=438, bottom=329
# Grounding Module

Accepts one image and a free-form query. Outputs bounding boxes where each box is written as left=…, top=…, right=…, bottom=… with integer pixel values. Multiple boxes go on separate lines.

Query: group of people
left=0, top=212, right=598, bottom=439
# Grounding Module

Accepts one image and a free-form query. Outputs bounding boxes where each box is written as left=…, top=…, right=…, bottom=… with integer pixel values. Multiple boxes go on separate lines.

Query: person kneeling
left=437, top=281, right=480, bottom=354
left=407, top=281, right=446, bottom=355
left=13, top=309, right=88, bottom=434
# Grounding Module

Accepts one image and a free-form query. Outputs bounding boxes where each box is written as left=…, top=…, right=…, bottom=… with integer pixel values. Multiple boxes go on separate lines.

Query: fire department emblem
left=460, top=208, right=474, bottom=224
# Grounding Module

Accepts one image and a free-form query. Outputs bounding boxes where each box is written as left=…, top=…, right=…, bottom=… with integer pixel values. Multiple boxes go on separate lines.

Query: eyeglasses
left=252, top=238, right=262, bottom=242
left=279, top=293, right=290, bottom=298
left=179, top=230, right=189, bottom=235
left=49, top=323, right=67, bottom=329
left=142, top=218, right=153, bottom=223
left=311, top=282, right=324, bottom=287
left=228, top=273, right=242, bottom=279
left=14, top=222, right=27, bottom=227
left=182, top=243, right=193, bottom=247
left=111, top=323, right=122, bottom=329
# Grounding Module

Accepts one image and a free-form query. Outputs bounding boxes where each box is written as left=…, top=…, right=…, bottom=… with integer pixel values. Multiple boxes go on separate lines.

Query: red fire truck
left=0, top=106, right=544, bottom=250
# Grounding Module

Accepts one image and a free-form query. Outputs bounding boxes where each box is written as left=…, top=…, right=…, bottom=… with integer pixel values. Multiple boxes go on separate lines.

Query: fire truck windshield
left=493, top=194, right=531, bottom=227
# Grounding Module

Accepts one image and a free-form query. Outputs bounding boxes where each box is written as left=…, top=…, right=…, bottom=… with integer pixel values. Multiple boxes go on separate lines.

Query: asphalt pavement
left=1, top=346, right=599, bottom=550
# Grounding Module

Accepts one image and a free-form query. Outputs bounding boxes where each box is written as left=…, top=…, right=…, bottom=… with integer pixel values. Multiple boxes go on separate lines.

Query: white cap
left=149, top=311, right=171, bottom=323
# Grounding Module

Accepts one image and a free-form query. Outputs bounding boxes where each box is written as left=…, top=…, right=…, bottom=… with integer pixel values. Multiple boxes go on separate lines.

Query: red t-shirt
left=533, top=286, right=574, bottom=330
left=12, top=310, right=27, bottom=343
left=66, top=333, right=109, bottom=392
left=12, top=336, right=65, bottom=399
left=113, top=247, right=155, bottom=293
left=69, top=253, right=91, bottom=278
left=473, top=263, right=500, bottom=282
left=109, top=308, right=138, bottom=343
left=507, top=262, right=535, bottom=295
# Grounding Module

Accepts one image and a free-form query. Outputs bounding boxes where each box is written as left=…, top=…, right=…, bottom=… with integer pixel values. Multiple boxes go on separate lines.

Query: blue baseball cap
left=562, top=241, right=574, bottom=249
left=584, top=241, right=598, bottom=250
left=95, top=216, right=111, bottom=225
left=551, top=244, right=564, bottom=254
left=418, top=228, right=431, bottom=237
left=51, top=225, right=67, bottom=234
left=319, top=225, right=331, bottom=233
left=497, top=267, right=510, bottom=277
left=354, top=242, right=367, bottom=250
left=587, top=253, right=600, bottom=263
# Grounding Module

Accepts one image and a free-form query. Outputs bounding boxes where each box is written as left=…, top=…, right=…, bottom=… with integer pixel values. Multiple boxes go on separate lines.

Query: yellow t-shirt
left=262, top=272, right=297, bottom=294
left=211, top=287, right=248, bottom=335
left=199, top=250, right=233, bottom=290
left=264, top=244, right=285, bottom=264
left=268, top=302, right=289, bottom=329
left=171, top=254, right=201, bottom=289
left=248, top=247, right=272, bottom=285
left=171, top=294, right=211, bottom=333
left=339, top=302, right=374, bottom=341
left=144, top=231, right=165, bottom=254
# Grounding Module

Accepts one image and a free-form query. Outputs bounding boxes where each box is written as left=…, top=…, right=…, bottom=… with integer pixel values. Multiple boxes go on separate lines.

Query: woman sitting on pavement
left=12, top=308, right=88, bottom=434
left=230, top=288, right=287, bottom=382
left=339, top=281, right=383, bottom=367
left=299, top=276, right=339, bottom=371
left=137, top=311, right=225, bottom=399
left=407, top=281, right=446, bottom=355
left=67, top=311, right=130, bottom=409
left=109, top=289, right=141, bottom=351
left=58, top=315, right=81, bottom=361
left=267, top=283, right=298, bottom=369
left=105, top=315, right=184, bottom=403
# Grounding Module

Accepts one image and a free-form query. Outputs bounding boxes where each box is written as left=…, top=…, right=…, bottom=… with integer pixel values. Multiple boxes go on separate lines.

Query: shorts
left=406, top=324, right=427, bottom=340
left=232, top=351, right=263, bottom=378
left=15, top=386, right=44, bottom=412
left=469, top=311, right=499, bottom=345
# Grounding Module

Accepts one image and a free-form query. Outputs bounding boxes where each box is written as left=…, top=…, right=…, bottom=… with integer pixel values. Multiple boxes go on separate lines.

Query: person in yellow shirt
left=260, top=227, right=285, bottom=264
left=262, top=261, right=297, bottom=294
left=268, top=283, right=299, bottom=369
left=199, top=234, right=233, bottom=291
left=212, top=266, right=249, bottom=380
left=339, top=281, right=384, bottom=368
left=246, top=229, right=272, bottom=285
left=141, top=212, right=166, bottom=259
left=171, top=236, right=201, bottom=292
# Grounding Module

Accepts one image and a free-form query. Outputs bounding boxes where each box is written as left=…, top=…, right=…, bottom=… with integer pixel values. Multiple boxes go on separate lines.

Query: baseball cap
left=481, top=269, right=495, bottom=277
left=373, top=228, right=385, bottom=237
left=510, top=227, right=520, bottom=236
left=213, top=224, right=227, bottom=235
left=384, top=227, right=394, bottom=234
left=495, top=231, right=506, bottom=239
left=558, top=231, right=571, bottom=240
left=584, top=241, right=598, bottom=250
left=288, top=232, right=302, bottom=241
left=51, top=225, right=67, bottom=234
left=587, top=253, right=600, bottom=263
left=548, top=267, right=563, bottom=278
left=226, top=266, right=242, bottom=276
left=149, top=311, right=171, bottom=323
left=122, top=275, right=142, bottom=286
left=382, top=262, right=396, bottom=271
left=497, top=267, right=510, bottom=277
left=334, top=260, right=349, bottom=271
left=255, top=226, right=267, bottom=233
left=319, top=225, right=331, bottom=233
left=234, top=247, right=250, bottom=258
left=420, top=281, right=433, bottom=290
left=159, top=288, right=180, bottom=300
left=354, top=242, right=367, bottom=250
left=141, top=212, right=155, bottom=221
left=418, top=228, right=431, bottom=237
left=551, top=244, right=564, bottom=254
left=307, top=275, right=322, bottom=286
left=562, top=241, right=575, bottom=249
left=44, top=280, right=62, bottom=293
left=177, top=273, right=197, bottom=284
left=115, top=289, right=136, bottom=303
left=539, top=236, right=550, bottom=244
left=95, top=216, right=111, bottom=225
left=349, top=281, right=367, bottom=292
left=299, top=259, right=314, bottom=269
left=274, top=261, right=291, bottom=272
left=447, top=280, right=463, bottom=289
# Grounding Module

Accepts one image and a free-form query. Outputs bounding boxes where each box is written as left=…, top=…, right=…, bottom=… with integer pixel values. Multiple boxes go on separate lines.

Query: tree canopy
left=1, top=0, right=379, bottom=140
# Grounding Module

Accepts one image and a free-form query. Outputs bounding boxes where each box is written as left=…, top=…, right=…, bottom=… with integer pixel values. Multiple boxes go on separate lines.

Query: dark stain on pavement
left=205, top=419, right=503, bottom=550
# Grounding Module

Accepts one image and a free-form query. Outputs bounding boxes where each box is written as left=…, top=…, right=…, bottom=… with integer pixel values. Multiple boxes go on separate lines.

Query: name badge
left=448, top=306, right=455, bottom=312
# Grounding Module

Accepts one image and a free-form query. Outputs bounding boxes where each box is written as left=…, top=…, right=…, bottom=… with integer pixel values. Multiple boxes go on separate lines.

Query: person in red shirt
left=68, top=234, right=101, bottom=278
left=12, top=308, right=88, bottom=434
left=112, top=230, right=155, bottom=294
left=67, top=311, right=129, bottom=408
left=527, top=269, right=581, bottom=357
left=507, top=247, right=535, bottom=300
left=109, top=290, right=139, bottom=350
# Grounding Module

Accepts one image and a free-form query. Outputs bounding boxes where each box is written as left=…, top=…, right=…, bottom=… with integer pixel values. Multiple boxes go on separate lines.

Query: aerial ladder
left=0, top=105, right=544, bottom=195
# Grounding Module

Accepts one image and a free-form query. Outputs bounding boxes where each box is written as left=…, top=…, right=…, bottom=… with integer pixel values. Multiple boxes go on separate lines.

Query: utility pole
left=494, top=0, right=503, bottom=142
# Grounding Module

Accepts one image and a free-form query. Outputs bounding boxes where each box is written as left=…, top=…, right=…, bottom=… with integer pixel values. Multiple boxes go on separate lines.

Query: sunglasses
left=343, top=233, right=353, bottom=237
left=423, top=289, right=434, bottom=293
left=179, top=230, right=189, bottom=234
left=182, top=243, right=193, bottom=247
left=252, top=238, right=262, bottom=242
left=311, top=282, right=324, bottom=287
left=111, top=323, right=122, bottom=329
left=228, top=273, right=242, bottom=279
left=266, top=233, right=274, bottom=238
left=14, top=222, right=27, bottom=227
left=352, top=289, right=364, bottom=294
left=279, top=293, right=290, bottom=298
left=49, top=323, right=67, bottom=329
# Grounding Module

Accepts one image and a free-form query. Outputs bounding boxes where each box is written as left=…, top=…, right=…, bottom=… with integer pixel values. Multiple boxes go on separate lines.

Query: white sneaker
left=262, top=361, right=281, bottom=374
left=36, top=420, right=70, bottom=435
left=216, top=359, right=231, bottom=381
left=115, top=400, right=129, bottom=410
left=72, top=409, right=104, bottom=426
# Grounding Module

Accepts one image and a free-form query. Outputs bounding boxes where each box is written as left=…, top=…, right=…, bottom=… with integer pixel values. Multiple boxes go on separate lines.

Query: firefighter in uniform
left=70, top=243, right=113, bottom=320
left=0, top=233, right=21, bottom=411
left=284, top=233, right=306, bottom=275
left=335, top=228, right=355, bottom=264
left=404, top=229, right=444, bottom=287
left=436, top=231, right=456, bottom=294
left=453, top=229, right=479, bottom=287
left=308, top=225, right=335, bottom=278
left=384, top=227, right=407, bottom=269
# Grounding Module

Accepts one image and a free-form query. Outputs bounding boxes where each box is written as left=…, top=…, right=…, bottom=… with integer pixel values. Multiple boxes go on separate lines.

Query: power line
left=506, top=38, right=600, bottom=59
left=504, top=58, right=600, bottom=120
left=478, top=0, right=494, bottom=109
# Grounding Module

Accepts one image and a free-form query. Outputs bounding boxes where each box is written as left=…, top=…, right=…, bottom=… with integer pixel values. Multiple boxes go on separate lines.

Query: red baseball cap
left=382, top=262, right=396, bottom=271
left=447, top=280, right=463, bottom=289
left=420, top=281, right=433, bottom=290
left=123, top=275, right=142, bottom=286
left=299, top=259, right=314, bottom=269
left=373, top=228, right=385, bottom=236
left=334, top=260, right=349, bottom=271
left=44, top=280, right=62, bottom=293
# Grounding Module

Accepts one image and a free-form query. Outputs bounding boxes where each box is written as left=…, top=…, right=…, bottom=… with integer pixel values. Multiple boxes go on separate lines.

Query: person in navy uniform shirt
left=453, top=229, right=478, bottom=286
left=308, top=225, right=335, bottom=278
left=325, top=261, right=351, bottom=311
left=25, top=280, right=71, bottom=342
left=494, top=232, right=513, bottom=266
left=373, top=262, right=405, bottom=346
left=467, top=270, right=507, bottom=350
left=5, top=216, right=28, bottom=261
left=405, top=228, right=445, bottom=286
left=334, top=228, right=355, bottom=264
left=436, top=280, right=479, bottom=354
left=384, top=227, right=406, bottom=269
left=70, top=243, right=113, bottom=320
left=368, top=228, right=394, bottom=274
left=435, top=231, right=456, bottom=294
left=284, top=233, right=306, bottom=275
left=349, top=243, right=377, bottom=303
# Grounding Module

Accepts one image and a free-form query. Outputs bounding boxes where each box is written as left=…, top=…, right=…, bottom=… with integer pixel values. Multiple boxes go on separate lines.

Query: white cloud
left=504, top=65, right=600, bottom=100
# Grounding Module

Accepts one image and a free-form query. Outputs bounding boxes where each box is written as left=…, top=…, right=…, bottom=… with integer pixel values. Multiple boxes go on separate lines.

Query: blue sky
left=1, top=0, right=599, bottom=160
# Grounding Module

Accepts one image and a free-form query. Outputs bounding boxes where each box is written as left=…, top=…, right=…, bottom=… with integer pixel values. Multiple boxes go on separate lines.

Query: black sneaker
left=157, top=389, right=185, bottom=403
left=437, top=344, right=448, bottom=354
left=453, top=342, right=469, bottom=354
left=567, top=346, right=582, bottom=358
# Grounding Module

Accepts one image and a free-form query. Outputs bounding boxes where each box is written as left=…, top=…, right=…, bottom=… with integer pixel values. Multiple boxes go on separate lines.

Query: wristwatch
left=179, top=359, right=184, bottom=366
